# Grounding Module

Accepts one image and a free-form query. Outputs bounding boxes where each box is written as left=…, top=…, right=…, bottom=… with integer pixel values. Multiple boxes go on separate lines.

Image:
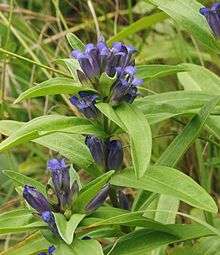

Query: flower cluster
left=23, top=158, right=109, bottom=236
left=69, top=38, right=143, bottom=118
left=85, top=135, right=123, bottom=171
left=200, top=3, right=220, bottom=37
left=38, top=246, right=56, bottom=255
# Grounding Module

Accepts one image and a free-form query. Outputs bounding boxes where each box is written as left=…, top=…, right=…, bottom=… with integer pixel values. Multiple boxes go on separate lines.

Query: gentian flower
left=70, top=37, right=143, bottom=106
left=106, top=140, right=123, bottom=170
left=23, top=185, right=50, bottom=214
left=85, top=135, right=106, bottom=169
left=23, top=186, right=58, bottom=235
left=85, top=136, right=123, bottom=171
left=118, top=190, right=130, bottom=210
left=41, top=211, right=58, bottom=235
left=69, top=91, right=99, bottom=119
left=110, top=66, right=143, bottom=105
left=38, top=245, right=56, bottom=255
left=85, top=184, right=110, bottom=212
left=48, top=158, right=78, bottom=211
left=200, top=3, right=220, bottom=37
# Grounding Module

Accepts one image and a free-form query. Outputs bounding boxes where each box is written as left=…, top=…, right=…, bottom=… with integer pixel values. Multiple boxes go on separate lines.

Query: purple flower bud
left=85, top=184, right=110, bottom=212
left=85, top=135, right=106, bottom=169
left=200, top=3, right=220, bottom=37
left=118, top=190, right=130, bottom=210
left=47, top=158, right=71, bottom=211
left=23, top=185, right=50, bottom=214
left=110, top=65, right=143, bottom=105
left=70, top=92, right=99, bottom=119
left=48, top=245, right=56, bottom=255
left=106, top=140, right=123, bottom=170
left=42, top=211, right=58, bottom=235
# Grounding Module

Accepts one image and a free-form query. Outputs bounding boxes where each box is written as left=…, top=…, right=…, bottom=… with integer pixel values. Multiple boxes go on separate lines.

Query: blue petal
left=199, top=7, right=209, bottom=16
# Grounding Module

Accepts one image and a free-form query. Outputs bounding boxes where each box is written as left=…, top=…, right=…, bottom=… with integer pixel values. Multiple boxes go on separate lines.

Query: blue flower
left=85, top=135, right=106, bottom=169
left=69, top=91, right=99, bottom=119
left=41, top=211, right=58, bottom=235
left=48, top=158, right=74, bottom=211
left=200, top=3, right=220, bottom=37
left=85, top=184, right=110, bottom=212
left=38, top=245, right=56, bottom=255
left=106, top=140, right=123, bottom=170
left=110, top=66, right=143, bottom=105
left=85, top=136, right=123, bottom=171
left=23, top=185, right=50, bottom=214
left=118, top=190, right=130, bottom=210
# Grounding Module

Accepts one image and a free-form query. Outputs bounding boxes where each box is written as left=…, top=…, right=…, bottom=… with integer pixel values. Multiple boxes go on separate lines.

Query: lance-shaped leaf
left=115, top=104, right=152, bottom=178
left=66, top=33, right=85, bottom=51
left=110, top=166, right=217, bottom=213
left=0, top=115, right=105, bottom=152
left=14, top=77, right=95, bottom=103
left=54, top=213, right=85, bottom=245
left=0, top=120, right=100, bottom=177
left=148, top=0, right=219, bottom=52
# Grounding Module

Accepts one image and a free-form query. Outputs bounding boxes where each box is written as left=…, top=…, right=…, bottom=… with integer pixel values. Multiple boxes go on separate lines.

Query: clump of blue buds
left=85, top=135, right=123, bottom=171
left=38, top=245, right=56, bottom=255
left=200, top=3, right=220, bottom=37
left=23, top=158, right=109, bottom=237
left=69, top=37, right=143, bottom=118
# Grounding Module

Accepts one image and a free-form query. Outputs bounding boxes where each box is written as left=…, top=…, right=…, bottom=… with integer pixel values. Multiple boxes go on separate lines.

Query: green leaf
left=148, top=0, right=219, bottom=52
left=0, top=120, right=101, bottom=177
left=178, top=64, right=220, bottom=93
left=107, top=12, right=168, bottom=44
left=0, top=120, right=97, bottom=173
left=0, top=209, right=46, bottom=234
left=96, top=103, right=124, bottom=130
left=107, top=224, right=215, bottom=255
left=115, top=104, right=152, bottom=178
left=74, top=171, right=114, bottom=213
left=14, top=77, right=94, bottom=103
left=110, top=166, right=217, bottom=213
left=54, top=213, right=85, bottom=245
left=3, top=170, right=46, bottom=195
left=0, top=233, right=50, bottom=255
left=0, top=115, right=105, bottom=152
left=157, top=96, right=220, bottom=166
left=98, top=73, right=116, bottom=97
left=56, top=239, right=104, bottom=255
left=66, top=33, right=85, bottom=51
left=136, top=64, right=187, bottom=81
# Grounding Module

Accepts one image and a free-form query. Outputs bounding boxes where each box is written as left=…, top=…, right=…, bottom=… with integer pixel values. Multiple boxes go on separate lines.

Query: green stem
left=0, top=48, right=72, bottom=78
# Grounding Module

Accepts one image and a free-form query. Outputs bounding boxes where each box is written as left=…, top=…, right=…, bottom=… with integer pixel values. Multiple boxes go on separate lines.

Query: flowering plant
left=1, top=1, right=220, bottom=255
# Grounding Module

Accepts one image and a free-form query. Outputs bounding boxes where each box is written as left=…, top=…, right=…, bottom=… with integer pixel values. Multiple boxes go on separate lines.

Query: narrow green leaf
left=0, top=120, right=100, bottom=177
left=0, top=210, right=46, bottom=234
left=74, top=171, right=114, bottom=213
left=66, top=33, right=85, bottom=51
left=110, top=166, right=217, bottom=213
left=14, top=77, right=94, bottom=103
left=54, top=213, right=85, bottom=245
left=115, top=104, right=152, bottom=178
left=56, top=239, right=104, bottom=255
left=148, top=0, right=219, bottom=52
left=107, top=224, right=215, bottom=255
left=3, top=170, right=46, bottom=195
left=0, top=115, right=105, bottom=152
left=178, top=64, right=220, bottom=93
left=136, top=64, right=187, bottom=81
left=107, top=12, right=168, bottom=44
left=157, top=96, right=220, bottom=166
left=0, top=233, right=50, bottom=255
left=96, top=103, right=125, bottom=130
